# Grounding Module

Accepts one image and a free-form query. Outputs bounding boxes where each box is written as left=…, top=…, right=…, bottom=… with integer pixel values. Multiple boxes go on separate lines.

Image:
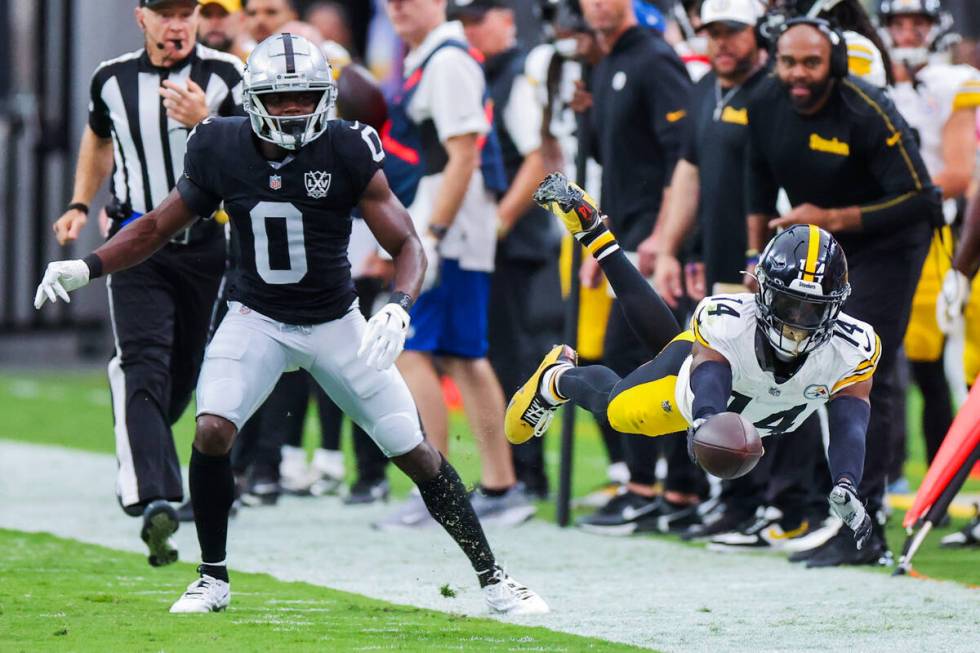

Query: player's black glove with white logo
left=828, top=478, right=872, bottom=549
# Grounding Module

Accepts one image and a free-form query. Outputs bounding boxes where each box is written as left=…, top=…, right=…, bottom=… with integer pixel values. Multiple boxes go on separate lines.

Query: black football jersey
left=177, top=116, right=385, bottom=324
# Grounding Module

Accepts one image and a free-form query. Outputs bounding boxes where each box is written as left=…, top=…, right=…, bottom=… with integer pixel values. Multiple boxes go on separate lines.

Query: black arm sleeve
left=827, top=394, right=869, bottom=486
left=690, top=360, right=733, bottom=421
left=849, top=80, right=942, bottom=231
left=646, top=53, right=692, bottom=187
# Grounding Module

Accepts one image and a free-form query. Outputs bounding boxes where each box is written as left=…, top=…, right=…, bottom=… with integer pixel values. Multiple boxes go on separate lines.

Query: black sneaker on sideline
left=141, top=500, right=179, bottom=567
left=343, top=478, right=390, bottom=505
left=681, top=505, right=757, bottom=541
left=576, top=489, right=662, bottom=536
left=656, top=500, right=703, bottom=533
left=240, top=467, right=280, bottom=507
left=805, top=526, right=892, bottom=568
left=940, top=504, right=980, bottom=547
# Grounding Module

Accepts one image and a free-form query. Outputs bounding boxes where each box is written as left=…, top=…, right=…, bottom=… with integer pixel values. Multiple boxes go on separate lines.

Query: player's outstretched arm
left=688, top=342, right=734, bottom=424
left=34, top=189, right=197, bottom=309
left=827, top=379, right=873, bottom=548
left=359, top=169, right=426, bottom=299
left=356, top=169, right=426, bottom=371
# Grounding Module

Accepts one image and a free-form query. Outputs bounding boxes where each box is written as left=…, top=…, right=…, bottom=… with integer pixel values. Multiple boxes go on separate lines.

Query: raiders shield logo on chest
left=304, top=171, right=331, bottom=199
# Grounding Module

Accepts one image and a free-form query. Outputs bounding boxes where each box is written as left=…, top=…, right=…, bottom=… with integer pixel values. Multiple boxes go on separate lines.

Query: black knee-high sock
left=190, top=447, right=235, bottom=581
left=578, top=224, right=680, bottom=353
left=417, top=456, right=498, bottom=586
left=557, top=365, right=622, bottom=420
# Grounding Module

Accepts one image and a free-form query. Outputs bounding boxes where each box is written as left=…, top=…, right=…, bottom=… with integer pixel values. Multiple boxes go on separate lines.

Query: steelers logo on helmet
left=243, top=33, right=338, bottom=150
left=755, top=224, right=850, bottom=359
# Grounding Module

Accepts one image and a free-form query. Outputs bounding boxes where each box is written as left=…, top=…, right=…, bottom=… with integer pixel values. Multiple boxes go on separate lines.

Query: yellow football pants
left=605, top=331, right=694, bottom=437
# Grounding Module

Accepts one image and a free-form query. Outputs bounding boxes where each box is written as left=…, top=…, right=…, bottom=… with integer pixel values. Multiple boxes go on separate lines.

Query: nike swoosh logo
left=886, top=132, right=901, bottom=146
left=622, top=503, right=658, bottom=521
left=666, top=110, right=687, bottom=123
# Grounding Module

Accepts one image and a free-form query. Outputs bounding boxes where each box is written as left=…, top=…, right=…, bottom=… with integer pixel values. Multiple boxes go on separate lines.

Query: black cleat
left=141, top=500, right=179, bottom=567
left=805, top=527, right=892, bottom=568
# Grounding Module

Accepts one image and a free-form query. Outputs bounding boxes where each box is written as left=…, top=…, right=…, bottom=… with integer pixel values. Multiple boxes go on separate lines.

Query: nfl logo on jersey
left=269, top=175, right=282, bottom=190
left=305, top=170, right=331, bottom=199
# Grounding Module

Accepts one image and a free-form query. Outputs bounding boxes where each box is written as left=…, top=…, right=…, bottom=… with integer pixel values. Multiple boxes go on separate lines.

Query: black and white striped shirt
left=88, top=44, right=244, bottom=215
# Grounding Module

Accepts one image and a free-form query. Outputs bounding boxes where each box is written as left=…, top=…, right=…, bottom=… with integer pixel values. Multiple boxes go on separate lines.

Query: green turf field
left=1, top=370, right=977, bottom=577
left=0, top=529, right=644, bottom=653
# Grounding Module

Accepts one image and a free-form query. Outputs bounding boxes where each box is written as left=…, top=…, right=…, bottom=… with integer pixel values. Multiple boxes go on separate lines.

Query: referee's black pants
left=843, top=228, right=930, bottom=515
left=108, top=231, right=225, bottom=516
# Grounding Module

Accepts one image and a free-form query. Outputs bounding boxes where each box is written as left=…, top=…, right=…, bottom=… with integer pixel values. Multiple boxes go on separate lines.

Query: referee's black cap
left=140, top=0, right=199, bottom=9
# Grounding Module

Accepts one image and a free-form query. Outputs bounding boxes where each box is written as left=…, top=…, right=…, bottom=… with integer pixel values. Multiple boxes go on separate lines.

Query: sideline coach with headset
left=745, top=18, right=938, bottom=567
left=49, top=0, right=243, bottom=565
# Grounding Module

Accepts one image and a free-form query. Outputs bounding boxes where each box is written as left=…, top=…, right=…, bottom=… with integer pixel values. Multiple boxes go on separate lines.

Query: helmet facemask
left=243, top=33, right=338, bottom=151
left=757, top=277, right=845, bottom=359
left=245, top=86, right=336, bottom=150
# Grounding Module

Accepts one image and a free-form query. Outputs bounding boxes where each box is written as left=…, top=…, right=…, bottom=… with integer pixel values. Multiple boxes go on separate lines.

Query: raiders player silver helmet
left=243, top=33, right=337, bottom=150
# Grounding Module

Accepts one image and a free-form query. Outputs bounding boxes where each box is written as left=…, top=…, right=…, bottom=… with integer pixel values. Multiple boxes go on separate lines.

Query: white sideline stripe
left=2, top=440, right=979, bottom=653
left=106, top=276, right=139, bottom=507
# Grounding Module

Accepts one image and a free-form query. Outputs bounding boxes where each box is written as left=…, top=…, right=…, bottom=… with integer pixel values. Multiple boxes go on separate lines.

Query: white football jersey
left=891, top=63, right=980, bottom=176
left=675, top=294, right=881, bottom=437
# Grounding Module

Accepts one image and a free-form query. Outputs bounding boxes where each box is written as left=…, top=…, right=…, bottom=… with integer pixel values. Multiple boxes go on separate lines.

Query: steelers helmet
left=244, top=33, right=337, bottom=150
left=755, top=225, right=850, bottom=359
left=878, top=0, right=954, bottom=66
left=878, top=0, right=941, bottom=21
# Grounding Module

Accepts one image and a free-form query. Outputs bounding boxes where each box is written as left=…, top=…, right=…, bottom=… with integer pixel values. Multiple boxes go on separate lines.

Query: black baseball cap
left=140, top=0, right=198, bottom=9
left=447, top=0, right=512, bottom=19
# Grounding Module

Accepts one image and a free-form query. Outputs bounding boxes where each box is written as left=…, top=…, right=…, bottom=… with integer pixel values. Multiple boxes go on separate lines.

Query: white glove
left=34, top=259, right=90, bottom=309
left=420, top=233, right=441, bottom=293
left=936, top=268, right=970, bottom=335
left=357, top=302, right=411, bottom=371
left=828, top=479, right=872, bottom=549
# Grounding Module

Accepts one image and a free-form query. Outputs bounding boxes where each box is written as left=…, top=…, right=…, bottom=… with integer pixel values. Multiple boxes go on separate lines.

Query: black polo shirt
left=682, top=67, right=767, bottom=288
left=745, top=75, right=938, bottom=255
left=590, top=26, right=691, bottom=250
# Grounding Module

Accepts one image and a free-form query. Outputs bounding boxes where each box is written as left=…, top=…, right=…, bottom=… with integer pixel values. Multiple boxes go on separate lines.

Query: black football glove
left=828, top=478, right=872, bottom=549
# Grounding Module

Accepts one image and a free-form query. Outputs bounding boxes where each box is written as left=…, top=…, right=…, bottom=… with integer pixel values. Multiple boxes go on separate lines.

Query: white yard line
left=2, top=440, right=978, bottom=652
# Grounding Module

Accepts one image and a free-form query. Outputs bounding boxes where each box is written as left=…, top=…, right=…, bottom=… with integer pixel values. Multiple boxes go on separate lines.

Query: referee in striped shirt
left=52, top=0, right=243, bottom=566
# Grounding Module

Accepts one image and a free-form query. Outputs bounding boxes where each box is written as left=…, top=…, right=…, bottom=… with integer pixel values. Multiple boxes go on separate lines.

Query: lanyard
left=713, top=81, right=741, bottom=121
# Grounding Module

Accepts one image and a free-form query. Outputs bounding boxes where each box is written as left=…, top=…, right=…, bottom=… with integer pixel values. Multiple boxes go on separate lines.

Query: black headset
left=776, top=16, right=850, bottom=79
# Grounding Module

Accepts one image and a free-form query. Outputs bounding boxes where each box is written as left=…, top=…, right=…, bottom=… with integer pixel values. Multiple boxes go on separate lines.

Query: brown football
left=336, top=63, right=388, bottom=132
left=691, top=412, right=764, bottom=479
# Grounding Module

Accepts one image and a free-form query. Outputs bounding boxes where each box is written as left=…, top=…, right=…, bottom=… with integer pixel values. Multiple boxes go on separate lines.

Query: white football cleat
left=483, top=568, right=550, bottom=615
left=169, top=574, right=231, bottom=613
